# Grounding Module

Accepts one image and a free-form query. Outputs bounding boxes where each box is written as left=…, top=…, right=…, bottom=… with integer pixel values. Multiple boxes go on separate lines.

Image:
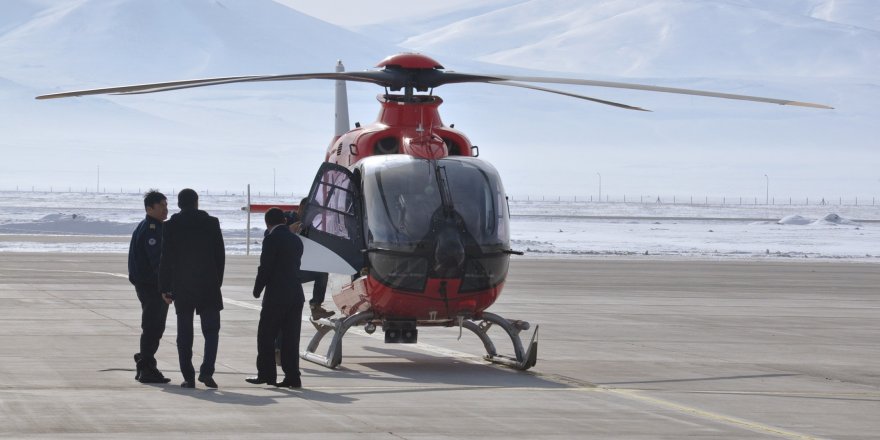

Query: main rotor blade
left=490, top=81, right=650, bottom=111
left=487, top=75, right=834, bottom=109
left=35, top=72, right=393, bottom=99
left=35, top=66, right=833, bottom=110
left=36, top=75, right=260, bottom=99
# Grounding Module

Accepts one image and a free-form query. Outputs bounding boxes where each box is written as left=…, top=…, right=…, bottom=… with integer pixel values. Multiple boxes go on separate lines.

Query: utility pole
left=597, top=172, right=602, bottom=202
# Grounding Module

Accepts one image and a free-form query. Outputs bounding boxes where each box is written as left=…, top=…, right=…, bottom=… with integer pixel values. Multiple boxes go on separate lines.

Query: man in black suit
left=159, top=188, right=225, bottom=389
left=247, top=207, right=304, bottom=388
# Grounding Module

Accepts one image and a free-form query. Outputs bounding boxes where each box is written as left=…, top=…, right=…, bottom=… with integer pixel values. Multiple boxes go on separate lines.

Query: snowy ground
left=0, top=191, right=877, bottom=262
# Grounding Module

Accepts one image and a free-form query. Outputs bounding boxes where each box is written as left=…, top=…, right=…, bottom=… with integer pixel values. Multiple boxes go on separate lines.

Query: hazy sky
left=271, top=0, right=508, bottom=26
left=1, top=0, right=876, bottom=200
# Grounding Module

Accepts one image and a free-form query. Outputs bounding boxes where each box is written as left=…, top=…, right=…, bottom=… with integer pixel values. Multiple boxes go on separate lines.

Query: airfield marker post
left=246, top=184, right=251, bottom=256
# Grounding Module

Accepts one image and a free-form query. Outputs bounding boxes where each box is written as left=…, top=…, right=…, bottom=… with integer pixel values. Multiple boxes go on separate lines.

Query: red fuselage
left=324, top=93, right=509, bottom=324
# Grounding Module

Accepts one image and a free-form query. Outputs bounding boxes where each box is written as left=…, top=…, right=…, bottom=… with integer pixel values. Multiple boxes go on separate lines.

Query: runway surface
left=1, top=253, right=878, bottom=439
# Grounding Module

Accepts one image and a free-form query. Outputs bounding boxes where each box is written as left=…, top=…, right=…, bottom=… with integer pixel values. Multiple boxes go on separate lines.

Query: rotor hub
left=376, top=53, right=444, bottom=70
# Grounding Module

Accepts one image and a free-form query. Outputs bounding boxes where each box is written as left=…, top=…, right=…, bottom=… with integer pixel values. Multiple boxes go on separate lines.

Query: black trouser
left=258, top=301, right=304, bottom=381
left=299, top=270, right=328, bottom=305
left=134, top=284, right=169, bottom=366
left=275, top=271, right=327, bottom=350
left=174, top=303, right=221, bottom=381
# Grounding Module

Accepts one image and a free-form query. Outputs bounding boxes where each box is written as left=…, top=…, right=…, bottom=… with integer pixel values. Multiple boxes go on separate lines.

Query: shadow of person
left=160, top=385, right=294, bottom=406
left=267, top=386, right=357, bottom=404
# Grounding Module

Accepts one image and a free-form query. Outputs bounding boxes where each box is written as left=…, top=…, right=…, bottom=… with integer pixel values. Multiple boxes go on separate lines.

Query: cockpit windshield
left=360, top=155, right=509, bottom=252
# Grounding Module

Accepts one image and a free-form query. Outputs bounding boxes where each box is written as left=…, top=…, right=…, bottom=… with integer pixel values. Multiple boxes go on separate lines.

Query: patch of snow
left=6, top=191, right=877, bottom=261
left=778, top=214, right=813, bottom=225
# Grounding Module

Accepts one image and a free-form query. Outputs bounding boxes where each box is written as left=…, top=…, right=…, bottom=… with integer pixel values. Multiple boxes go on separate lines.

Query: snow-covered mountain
left=399, top=0, right=880, bottom=78
left=0, top=0, right=400, bottom=194
left=1, top=0, right=877, bottom=199
left=1, top=0, right=394, bottom=87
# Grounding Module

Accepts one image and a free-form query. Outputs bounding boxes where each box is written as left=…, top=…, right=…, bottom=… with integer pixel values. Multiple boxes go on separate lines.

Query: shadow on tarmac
left=153, top=382, right=359, bottom=405
left=304, top=346, right=569, bottom=390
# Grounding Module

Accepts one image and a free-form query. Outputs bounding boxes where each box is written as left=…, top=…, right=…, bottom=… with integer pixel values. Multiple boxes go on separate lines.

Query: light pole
left=764, top=174, right=769, bottom=205
left=597, top=172, right=602, bottom=202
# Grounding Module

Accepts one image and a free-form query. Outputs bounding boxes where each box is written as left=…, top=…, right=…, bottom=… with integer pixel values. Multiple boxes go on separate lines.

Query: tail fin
left=334, top=60, right=350, bottom=137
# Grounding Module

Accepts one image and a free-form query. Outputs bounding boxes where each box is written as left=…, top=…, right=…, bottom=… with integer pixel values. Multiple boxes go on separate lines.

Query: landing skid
left=300, top=310, right=538, bottom=371
left=463, top=312, right=539, bottom=371
left=300, top=311, right=374, bottom=369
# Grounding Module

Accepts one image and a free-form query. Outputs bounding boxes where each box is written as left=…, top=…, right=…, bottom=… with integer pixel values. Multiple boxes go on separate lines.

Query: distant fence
left=0, top=187, right=301, bottom=199
left=509, top=195, right=879, bottom=207
left=1, top=187, right=877, bottom=207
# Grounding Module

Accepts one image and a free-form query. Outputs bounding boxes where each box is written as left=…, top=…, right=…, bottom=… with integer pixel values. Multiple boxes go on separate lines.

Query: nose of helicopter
left=433, top=225, right=465, bottom=276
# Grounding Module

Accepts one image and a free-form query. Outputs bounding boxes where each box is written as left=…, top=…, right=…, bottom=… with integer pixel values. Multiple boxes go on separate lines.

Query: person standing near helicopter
left=128, top=190, right=172, bottom=384
left=260, top=199, right=333, bottom=319
left=159, top=188, right=225, bottom=389
left=249, top=207, right=305, bottom=388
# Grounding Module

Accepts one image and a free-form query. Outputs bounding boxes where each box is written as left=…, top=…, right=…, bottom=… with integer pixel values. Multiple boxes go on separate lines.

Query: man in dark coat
left=247, top=207, right=304, bottom=388
left=127, top=189, right=171, bottom=384
left=159, top=188, right=225, bottom=389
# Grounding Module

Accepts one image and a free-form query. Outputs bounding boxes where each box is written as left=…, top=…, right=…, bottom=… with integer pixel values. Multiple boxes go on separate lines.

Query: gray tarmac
left=1, top=252, right=878, bottom=439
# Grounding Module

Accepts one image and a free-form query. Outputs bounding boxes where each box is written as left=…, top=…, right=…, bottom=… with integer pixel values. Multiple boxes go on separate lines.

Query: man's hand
left=162, top=293, right=173, bottom=305
left=253, top=290, right=261, bottom=299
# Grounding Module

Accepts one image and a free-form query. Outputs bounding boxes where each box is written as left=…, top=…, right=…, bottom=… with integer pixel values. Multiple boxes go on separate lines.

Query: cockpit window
left=362, top=158, right=441, bottom=251
left=359, top=155, right=509, bottom=293
left=439, top=159, right=509, bottom=246
left=360, top=156, right=508, bottom=251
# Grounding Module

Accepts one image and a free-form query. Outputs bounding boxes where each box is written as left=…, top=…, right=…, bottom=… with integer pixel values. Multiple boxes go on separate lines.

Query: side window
left=309, top=170, right=357, bottom=239
left=304, top=163, right=364, bottom=271
left=310, top=168, right=356, bottom=239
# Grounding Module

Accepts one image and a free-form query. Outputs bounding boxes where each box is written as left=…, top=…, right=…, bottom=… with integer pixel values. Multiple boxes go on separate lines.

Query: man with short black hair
left=159, top=188, right=225, bottom=389
left=247, top=207, right=305, bottom=388
left=128, top=189, right=171, bottom=384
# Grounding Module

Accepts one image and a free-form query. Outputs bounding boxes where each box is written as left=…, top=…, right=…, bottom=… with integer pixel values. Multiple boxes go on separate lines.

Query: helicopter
left=37, top=52, right=831, bottom=371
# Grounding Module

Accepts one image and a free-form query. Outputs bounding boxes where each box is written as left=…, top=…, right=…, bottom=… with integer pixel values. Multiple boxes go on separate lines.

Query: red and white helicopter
left=38, top=53, right=831, bottom=371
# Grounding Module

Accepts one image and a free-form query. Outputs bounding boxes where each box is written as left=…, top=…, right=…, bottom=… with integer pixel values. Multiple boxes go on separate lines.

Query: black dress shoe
left=180, top=380, right=195, bottom=388
left=198, top=375, right=218, bottom=388
left=245, top=376, right=276, bottom=385
left=274, top=377, right=302, bottom=389
left=139, top=367, right=172, bottom=384
left=139, top=374, right=172, bottom=384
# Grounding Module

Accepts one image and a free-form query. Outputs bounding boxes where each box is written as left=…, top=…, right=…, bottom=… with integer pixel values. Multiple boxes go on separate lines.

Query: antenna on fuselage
left=334, top=60, right=350, bottom=136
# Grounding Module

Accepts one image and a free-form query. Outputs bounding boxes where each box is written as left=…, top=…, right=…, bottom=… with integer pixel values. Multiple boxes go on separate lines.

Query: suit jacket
left=254, top=225, right=305, bottom=307
left=159, top=208, right=225, bottom=311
